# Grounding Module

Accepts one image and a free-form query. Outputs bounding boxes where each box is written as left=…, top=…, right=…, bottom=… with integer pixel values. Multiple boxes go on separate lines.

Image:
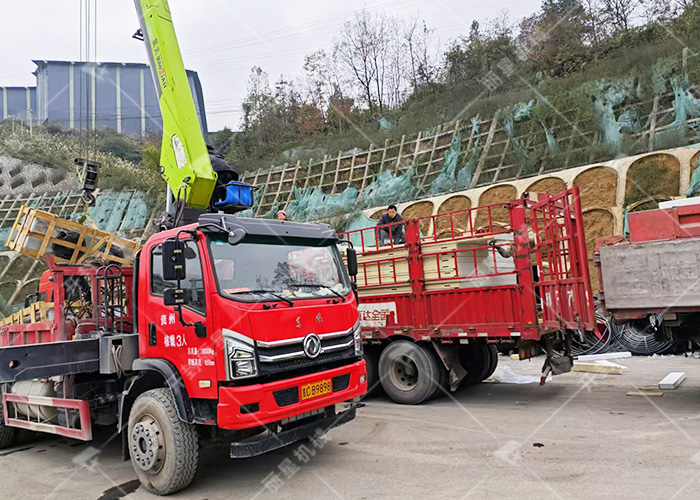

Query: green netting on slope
left=84, top=191, right=135, bottom=233
left=358, top=166, right=418, bottom=209
left=429, top=130, right=462, bottom=195
left=541, top=121, right=560, bottom=155
left=344, top=212, right=378, bottom=248
left=665, top=71, right=700, bottom=135
left=286, top=186, right=358, bottom=221
left=590, top=78, right=641, bottom=153
left=687, top=154, right=700, bottom=197
left=120, top=192, right=151, bottom=232
left=502, top=100, right=537, bottom=172
left=457, top=118, right=483, bottom=188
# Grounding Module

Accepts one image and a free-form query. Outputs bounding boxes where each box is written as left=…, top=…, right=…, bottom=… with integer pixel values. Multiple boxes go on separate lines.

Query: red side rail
left=3, top=393, right=92, bottom=441
left=341, top=188, right=595, bottom=341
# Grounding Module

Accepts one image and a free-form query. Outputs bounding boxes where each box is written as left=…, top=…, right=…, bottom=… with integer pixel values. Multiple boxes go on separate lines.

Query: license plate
left=300, top=379, right=332, bottom=401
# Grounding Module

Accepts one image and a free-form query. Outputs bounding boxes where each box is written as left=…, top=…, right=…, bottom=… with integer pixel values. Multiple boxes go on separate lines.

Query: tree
left=334, top=10, right=378, bottom=114
left=599, top=0, right=643, bottom=32
left=302, top=50, right=336, bottom=117
left=444, top=15, right=518, bottom=83
left=334, top=9, right=410, bottom=114
left=403, top=18, right=438, bottom=91
left=240, top=66, right=273, bottom=131
left=519, top=0, right=592, bottom=77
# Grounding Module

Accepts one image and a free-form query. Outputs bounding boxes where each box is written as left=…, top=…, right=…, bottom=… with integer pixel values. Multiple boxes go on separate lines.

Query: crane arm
left=134, top=0, right=216, bottom=209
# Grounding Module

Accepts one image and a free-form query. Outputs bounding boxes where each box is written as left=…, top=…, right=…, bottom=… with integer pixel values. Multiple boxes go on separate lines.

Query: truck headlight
left=224, top=335, right=258, bottom=379
left=353, top=321, right=363, bottom=357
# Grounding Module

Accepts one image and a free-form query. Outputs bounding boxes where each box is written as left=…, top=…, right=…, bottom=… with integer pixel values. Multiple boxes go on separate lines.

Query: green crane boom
left=134, top=0, right=217, bottom=210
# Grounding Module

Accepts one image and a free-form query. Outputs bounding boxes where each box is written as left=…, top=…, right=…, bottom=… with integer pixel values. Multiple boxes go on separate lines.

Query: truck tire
left=0, top=403, right=16, bottom=449
left=481, top=345, right=499, bottom=381
left=363, top=346, right=382, bottom=397
left=378, top=341, right=440, bottom=405
left=128, top=388, right=199, bottom=496
left=460, top=344, right=487, bottom=385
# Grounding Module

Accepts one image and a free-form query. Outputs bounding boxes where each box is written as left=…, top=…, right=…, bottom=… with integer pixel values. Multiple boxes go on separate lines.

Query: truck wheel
left=128, top=388, right=199, bottom=496
left=379, top=341, right=439, bottom=405
left=460, top=344, right=487, bottom=385
left=363, top=346, right=382, bottom=397
left=0, top=403, right=16, bottom=449
left=481, top=345, right=499, bottom=381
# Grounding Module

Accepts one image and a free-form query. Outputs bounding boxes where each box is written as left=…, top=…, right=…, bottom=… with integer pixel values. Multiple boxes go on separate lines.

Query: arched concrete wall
left=366, top=145, right=700, bottom=237
left=358, top=145, right=700, bottom=286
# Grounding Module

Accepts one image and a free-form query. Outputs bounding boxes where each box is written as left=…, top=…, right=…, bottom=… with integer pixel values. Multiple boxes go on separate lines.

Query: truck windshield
left=208, top=234, right=352, bottom=303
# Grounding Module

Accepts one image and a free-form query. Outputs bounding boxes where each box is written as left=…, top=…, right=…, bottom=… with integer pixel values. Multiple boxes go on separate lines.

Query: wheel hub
left=389, top=354, right=419, bottom=391
left=131, top=416, right=164, bottom=473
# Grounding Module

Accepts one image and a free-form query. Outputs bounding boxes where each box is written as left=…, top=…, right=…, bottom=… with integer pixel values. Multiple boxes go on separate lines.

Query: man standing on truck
left=376, top=204, right=405, bottom=246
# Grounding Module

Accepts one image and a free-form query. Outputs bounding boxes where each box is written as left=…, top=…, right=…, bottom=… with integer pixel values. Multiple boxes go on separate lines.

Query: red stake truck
left=340, top=188, right=595, bottom=404
left=0, top=214, right=366, bottom=495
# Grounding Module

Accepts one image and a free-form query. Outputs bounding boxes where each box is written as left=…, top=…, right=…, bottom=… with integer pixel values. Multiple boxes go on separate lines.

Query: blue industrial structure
left=1, top=60, right=207, bottom=137
left=0, top=87, right=37, bottom=123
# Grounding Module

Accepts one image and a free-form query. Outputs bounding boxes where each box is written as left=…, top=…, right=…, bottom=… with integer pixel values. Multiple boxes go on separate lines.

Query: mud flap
left=540, top=335, right=573, bottom=385
left=431, top=341, right=467, bottom=391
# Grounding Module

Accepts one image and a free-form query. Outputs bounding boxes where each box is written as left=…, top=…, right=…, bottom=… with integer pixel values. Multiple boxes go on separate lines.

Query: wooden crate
left=0, top=301, right=54, bottom=326
left=5, top=206, right=140, bottom=266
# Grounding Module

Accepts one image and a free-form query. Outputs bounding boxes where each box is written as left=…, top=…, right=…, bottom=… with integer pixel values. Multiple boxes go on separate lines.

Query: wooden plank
left=647, top=96, right=659, bottom=151
left=627, top=391, right=664, bottom=397
left=470, top=109, right=500, bottom=188
left=573, top=361, right=626, bottom=375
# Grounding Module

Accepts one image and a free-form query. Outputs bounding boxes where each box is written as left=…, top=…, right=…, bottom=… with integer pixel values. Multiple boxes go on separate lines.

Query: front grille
left=332, top=373, right=351, bottom=392
left=273, top=387, right=299, bottom=407
left=257, top=331, right=355, bottom=376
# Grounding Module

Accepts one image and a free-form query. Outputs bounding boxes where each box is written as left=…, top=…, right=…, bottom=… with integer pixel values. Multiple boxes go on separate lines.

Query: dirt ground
left=3, top=355, right=700, bottom=500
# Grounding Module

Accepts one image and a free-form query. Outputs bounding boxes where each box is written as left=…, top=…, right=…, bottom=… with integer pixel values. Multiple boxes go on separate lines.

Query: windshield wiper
left=291, top=283, right=346, bottom=302
left=228, top=289, right=294, bottom=307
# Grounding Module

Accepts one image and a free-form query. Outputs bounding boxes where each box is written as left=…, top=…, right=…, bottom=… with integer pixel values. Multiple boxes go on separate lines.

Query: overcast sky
left=0, top=0, right=541, bottom=131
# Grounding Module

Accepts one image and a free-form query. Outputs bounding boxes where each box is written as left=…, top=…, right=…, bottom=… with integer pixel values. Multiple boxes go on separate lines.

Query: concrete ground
left=3, top=355, right=700, bottom=500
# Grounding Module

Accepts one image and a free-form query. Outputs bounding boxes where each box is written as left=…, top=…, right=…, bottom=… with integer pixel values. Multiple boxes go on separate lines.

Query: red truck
left=596, top=197, right=700, bottom=350
left=0, top=214, right=366, bottom=495
left=341, top=188, right=595, bottom=404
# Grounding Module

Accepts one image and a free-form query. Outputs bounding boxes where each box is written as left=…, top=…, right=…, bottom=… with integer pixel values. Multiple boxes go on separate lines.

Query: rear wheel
left=460, top=344, right=488, bottom=385
left=128, top=388, right=199, bottom=496
left=379, top=341, right=440, bottom=405
left=0, top=402, right=16, bottom=449
left=481, top=345, right=499, bottom=381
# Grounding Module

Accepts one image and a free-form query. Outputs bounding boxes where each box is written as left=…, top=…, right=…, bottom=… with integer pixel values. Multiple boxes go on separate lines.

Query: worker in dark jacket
left=376, top=204, right=405, bottom=245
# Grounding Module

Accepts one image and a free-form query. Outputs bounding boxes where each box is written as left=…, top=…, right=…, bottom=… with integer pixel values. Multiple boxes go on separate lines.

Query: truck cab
left=135, top=213, right=366, bottom=432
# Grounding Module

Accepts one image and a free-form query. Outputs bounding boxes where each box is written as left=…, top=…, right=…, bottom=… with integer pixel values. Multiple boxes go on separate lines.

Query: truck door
left=144, top=239, right=218, bottom=399
left=528, top=188, right=595, bottom=332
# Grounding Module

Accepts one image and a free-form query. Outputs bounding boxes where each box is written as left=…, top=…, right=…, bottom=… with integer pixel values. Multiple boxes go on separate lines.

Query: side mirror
left=163, top=287, right=191, bottom=306
left=228, top=228, right=246, bottom=246
left=162, top=240, right=186, bottom=281
left=346, top=247, right=358, bottom=277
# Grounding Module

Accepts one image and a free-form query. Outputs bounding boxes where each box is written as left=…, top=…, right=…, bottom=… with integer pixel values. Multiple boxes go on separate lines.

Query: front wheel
left=128, top=388, right=199, bottom=495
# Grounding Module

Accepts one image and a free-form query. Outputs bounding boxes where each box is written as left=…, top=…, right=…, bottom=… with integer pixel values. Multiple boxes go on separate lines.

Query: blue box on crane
left=215, top=181, right=254, bottom=209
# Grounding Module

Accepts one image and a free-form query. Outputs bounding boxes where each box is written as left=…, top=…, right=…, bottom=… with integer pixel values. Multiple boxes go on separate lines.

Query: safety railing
left=342, top=220, right=408, bottom=255
left=415, top=202, right=512, bottom=244
left=420, top=242, right=517, bottom=286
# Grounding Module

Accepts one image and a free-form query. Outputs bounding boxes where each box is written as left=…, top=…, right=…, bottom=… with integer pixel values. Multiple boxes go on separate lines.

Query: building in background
left=1, top=60, right=207, bottom=137
left=0, top=87, right=37, bottom=124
